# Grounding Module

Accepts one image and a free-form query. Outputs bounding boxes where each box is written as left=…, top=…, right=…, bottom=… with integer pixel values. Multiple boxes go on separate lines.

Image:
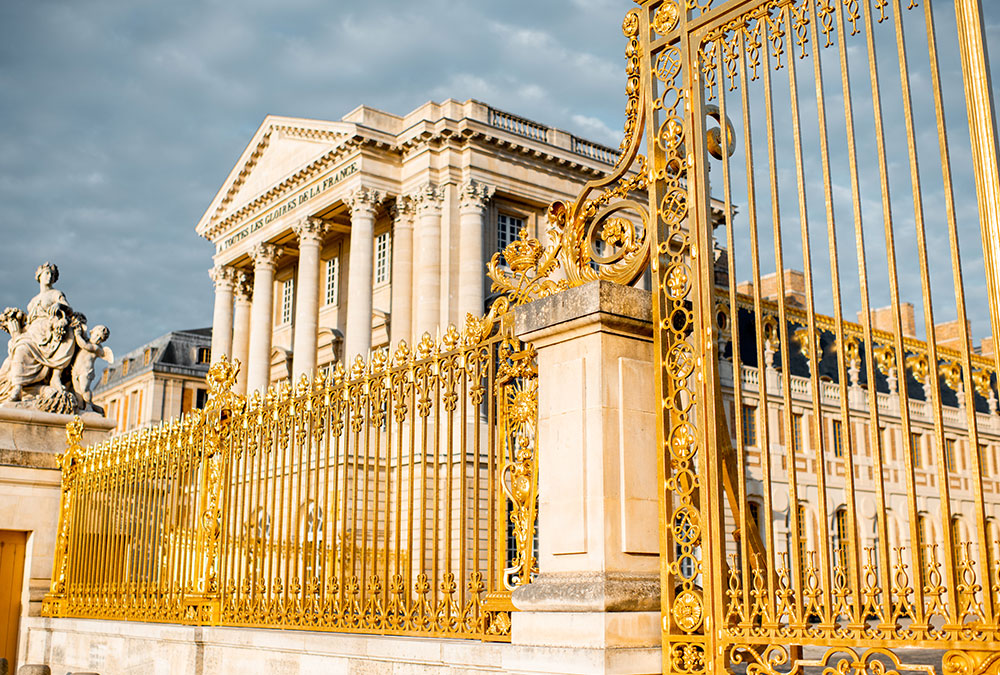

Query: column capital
left=250, top=242, right=281, bottom=270
left=412, top=182, right=445, bottom=215
left=209, top=265, right=238, bottom=290
left=390, top=195, right=417, bottom=225
left=292, top=216, right=330, bottom=245
left=459, top=179, right=495, bottom=211
left=347, top=186, right=385, bottom=217
left=235, top=271, right=253, bottom=302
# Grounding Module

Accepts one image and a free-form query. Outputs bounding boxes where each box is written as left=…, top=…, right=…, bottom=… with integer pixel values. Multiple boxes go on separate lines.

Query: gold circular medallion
left=653, top=2, right=680, bottom=35
left=672, top=589, right=704, bottom=632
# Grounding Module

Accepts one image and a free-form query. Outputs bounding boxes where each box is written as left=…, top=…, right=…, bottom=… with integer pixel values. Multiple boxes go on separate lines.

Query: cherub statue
left=0, top=263, right=113, bottom=414
left=71, top=322, right=112, bottom=413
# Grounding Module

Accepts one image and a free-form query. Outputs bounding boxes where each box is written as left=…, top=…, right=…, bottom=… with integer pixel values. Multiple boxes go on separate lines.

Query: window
left=324, top=256, right=339, bottom=306
left=375, top=232, right=391, bottom=285
left=917, top=514, right=928, bottom=555
left=832, top=420, right=844, bottom=458
left=122, top=359, right=131, bottom=376
left=143, top=348, right=152, bottom=366
left=792, top=413, right=803, bottom=453
left=951, top=516, right=964, bottom=568
left=497, top=213, right=524, bottom=264
left=945, top=438, right=957, bottom=472
left=910, top=432, right=923, bottom=468
left=741, top=405, right=757, bottom=447
left=196, top=347, right=211, bottom=364
left=747, top=501, right=762, bottom=538
left=797, top=504, right=809, bottom=574
left=100, top=369, right=110, bottom=385
left=833, top=508, right=849, bottom=569
left=195, top=388, right=208, bottom=410
left=281, top=278, right=294, bottom=324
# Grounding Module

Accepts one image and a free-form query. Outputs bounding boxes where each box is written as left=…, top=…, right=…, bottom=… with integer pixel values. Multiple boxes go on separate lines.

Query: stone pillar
left=291, top=216, right=329, bottom=380
left=510, top=281, right=660, bottom=675
left=232, top=272, right=253, bottom=395
left=458, top=179, right=494, bottom=322
left=390, top=195, right=416, bottom=347
left=209, top=265, right=237, bottom=363
left=414, top=183, right=445, bottom=338
left=344, top=187, right=383, bottom=362
left=246, top=243, right=280, bottom=395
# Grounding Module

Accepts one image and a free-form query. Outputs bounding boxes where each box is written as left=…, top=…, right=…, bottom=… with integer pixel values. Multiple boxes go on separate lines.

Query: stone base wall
left=0, top=411, right=114, bottom=619
left=20, top=617, right=661, bottom=675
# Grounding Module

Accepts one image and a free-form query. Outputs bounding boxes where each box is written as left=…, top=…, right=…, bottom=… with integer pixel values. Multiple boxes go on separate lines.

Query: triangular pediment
left=197, top=116, right=359, bottom=238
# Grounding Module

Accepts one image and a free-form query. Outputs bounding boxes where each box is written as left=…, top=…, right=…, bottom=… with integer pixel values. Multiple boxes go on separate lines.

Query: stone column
left=246, top=243, right=280, bottom=395
left=510, top=281, right=660, bottom=675
left=344, top=187, right=383, bottom=361
left=232, top=272, right=253, bottom=395
left=390, top=195, right=416, bottom=347
left=291, top=216, right=329, bottom=380
left=414, top=183, right=445, bottom=338
left=209, top=265, right=237, bottom=363
left=458, top=179, right=494, bottom=322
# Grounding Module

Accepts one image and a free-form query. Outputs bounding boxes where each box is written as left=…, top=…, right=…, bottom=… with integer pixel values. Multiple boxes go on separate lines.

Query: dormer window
left=197, top=347, right=211, bottom=364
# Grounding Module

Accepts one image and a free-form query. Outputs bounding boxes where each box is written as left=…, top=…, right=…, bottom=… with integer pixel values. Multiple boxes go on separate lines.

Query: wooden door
left=0, top=530, right=27, bottom=672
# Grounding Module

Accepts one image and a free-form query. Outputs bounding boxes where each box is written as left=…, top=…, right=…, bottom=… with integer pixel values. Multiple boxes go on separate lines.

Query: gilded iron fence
left=42, top=312, right=537, bottom=641
left=463, top=0, right=1000, bottom=671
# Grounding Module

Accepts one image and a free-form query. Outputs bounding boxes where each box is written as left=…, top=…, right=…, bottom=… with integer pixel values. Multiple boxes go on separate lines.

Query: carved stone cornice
left=347, top=187, right=385, bottom=218
left=250, top=243, right=281, bottom=270
left=292, top=216, right=330, bottom=245
left=209, top=265, right=239, bottom=290
left=459, top=179, right=495, bottom=211
left=412, top=183, right=445, bottom=215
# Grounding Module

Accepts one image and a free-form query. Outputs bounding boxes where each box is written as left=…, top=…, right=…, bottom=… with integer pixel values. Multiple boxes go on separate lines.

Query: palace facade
left=92, top=328, right=213, bottom=433
left=198, top=99, right=621, bottom=394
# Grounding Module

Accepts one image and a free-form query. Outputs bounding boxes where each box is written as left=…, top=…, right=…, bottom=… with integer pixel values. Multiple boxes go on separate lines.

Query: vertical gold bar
left=884, top=0, right=937, bottom=630
left=830, top=0, right=880, bottom=634
left=686, top=22, right=728, bottom=664
left=856, top=0, right=915, bottom=627
left=735, top=15, right=780, bottom=630
left=716, top=24, right=754, bottom=631
left=759, top=4, right=807, bottom=629
left=360, top=369, right=372, bottom=618
left=954, top=0, right=1000, bottom=624
left=955, top=0, right=1000, bottom=383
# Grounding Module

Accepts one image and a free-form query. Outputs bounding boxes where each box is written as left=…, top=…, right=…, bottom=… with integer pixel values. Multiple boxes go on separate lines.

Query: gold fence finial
left=205, top=356, right=243, bottom=410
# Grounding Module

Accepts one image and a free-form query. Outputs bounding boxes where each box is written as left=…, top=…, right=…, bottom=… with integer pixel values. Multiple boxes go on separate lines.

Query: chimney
left=860, top=304, right=917, bottom=338
left=934, top=318, right=973, bottom=352
left=741, top=269, right=807, bottom=308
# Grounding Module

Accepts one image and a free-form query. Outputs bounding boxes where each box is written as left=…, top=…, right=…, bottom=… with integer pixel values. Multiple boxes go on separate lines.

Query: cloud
left=1, top=0, right=997, bottom=360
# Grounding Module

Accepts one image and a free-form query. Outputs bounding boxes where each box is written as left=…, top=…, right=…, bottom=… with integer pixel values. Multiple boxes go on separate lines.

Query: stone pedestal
left=510, top=281, right=661, bottom=675
left=0, top=409, right=113, bottom=616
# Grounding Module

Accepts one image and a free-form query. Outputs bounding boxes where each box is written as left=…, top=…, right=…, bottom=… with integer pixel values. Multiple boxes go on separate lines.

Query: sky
left=0, top=0, right=998, bottom=361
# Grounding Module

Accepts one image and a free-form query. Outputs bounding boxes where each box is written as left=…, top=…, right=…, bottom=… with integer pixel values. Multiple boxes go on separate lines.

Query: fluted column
left=390, top=196, right=415, bottom=347
left=344, top=187, right=384, bottom=361
left=414, top=183, right=445, bottom=338
left=209, top=265, right=238, bottom=363
left=458, top=180, right=494, bottom=321
left=232, top=272, right=253, bottom=395
left=247, top=243, right=280, bottom=394
left=291, top=216, right=330, bottom=380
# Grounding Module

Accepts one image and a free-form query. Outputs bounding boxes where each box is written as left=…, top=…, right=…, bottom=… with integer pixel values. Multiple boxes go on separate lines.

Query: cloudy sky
left=0, top=0, right=998, bottom=360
